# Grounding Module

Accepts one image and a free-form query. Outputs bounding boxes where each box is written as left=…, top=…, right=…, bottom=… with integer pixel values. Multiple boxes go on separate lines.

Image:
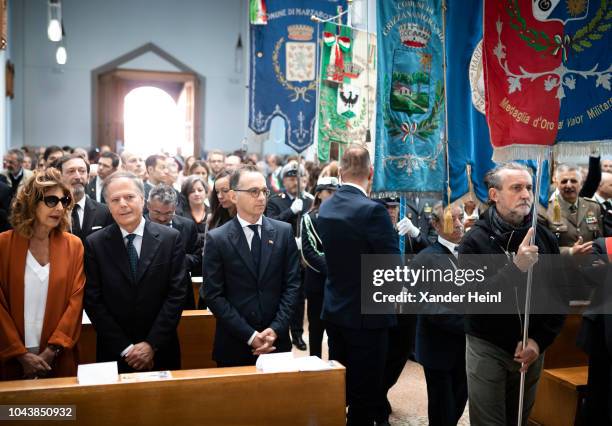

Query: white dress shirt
left=341, top=182, right=368, bottom=197
left=119, top=217, right=146, bottom=357
left=236, top=214, right=263, bottom=249
left=95, top=176, right=103, bottom=203
left=438, top=235, right=459, bottom=259
left=74, top=196, right=86, bottom=229
left=236, top=214, right=263, bottom=345
left=24, top=251, right=50, bottom=350
left=119, top=216, right=145, bottom=256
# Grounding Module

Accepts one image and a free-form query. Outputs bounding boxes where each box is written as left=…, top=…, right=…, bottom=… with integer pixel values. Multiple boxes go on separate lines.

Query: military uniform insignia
left=585, top=211, right=598, bottom=224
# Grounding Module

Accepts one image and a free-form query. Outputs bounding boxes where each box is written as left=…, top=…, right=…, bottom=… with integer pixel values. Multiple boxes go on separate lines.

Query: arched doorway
left=92, top=43, right=203, bottom=157
left=123, top=86, right=190, bottom=157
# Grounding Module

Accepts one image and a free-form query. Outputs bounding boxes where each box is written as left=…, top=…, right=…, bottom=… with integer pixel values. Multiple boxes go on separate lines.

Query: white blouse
left=24, top=250, right=49, bottom=350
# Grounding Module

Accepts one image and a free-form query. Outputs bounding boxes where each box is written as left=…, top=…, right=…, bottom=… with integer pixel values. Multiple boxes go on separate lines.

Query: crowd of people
left=1, top=143, right=612, bottom=425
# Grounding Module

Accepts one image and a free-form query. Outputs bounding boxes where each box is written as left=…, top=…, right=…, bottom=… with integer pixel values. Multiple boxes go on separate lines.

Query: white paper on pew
left=256, top=352, right=296, bottom=373
left=77, top=361, right=118, bottom=385
left=294, top=356, right=333, bottom=371
left=82, top=311, right=91, bottom=325
left=120, top=370, right=173, bottom=382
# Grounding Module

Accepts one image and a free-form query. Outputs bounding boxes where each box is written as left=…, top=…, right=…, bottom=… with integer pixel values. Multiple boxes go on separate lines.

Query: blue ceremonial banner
left=445, top=0, right=550, bottom=207
left=249, top=0, right=345, bottom=153
left=373, top=0, right=445, bottom=195
left=549, top=0, right=612, bottom=153
left=445, top=0, right=494, bottom=203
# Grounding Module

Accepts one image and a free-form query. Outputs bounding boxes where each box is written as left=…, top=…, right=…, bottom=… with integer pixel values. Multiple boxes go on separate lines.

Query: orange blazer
left=0, top=230, right=85, bottom=380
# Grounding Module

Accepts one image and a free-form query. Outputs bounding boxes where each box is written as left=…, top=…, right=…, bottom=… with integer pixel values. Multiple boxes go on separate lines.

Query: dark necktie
left=71, top=205, right=81, bottom=236
left=126, top=234, right=139, bottom=280
left=569, top=204, right=577, bottom=214
left=248, top=224, right=261, bottom=272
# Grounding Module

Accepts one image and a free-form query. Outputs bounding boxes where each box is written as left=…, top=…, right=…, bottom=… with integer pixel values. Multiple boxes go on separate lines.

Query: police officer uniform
left=266, top=189, right=313, bottom=234
left=265, top=164, right=313, bottom=350
left=405, top=196, right=439, bottom=249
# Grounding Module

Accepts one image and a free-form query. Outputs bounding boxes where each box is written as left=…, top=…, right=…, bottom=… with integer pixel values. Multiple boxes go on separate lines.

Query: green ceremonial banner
left=316, top=23, right=377, bottom=162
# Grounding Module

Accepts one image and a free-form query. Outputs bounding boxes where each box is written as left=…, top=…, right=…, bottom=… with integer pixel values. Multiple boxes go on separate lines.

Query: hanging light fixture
left=55, top=22, right=67, bottom=65
left=47, top=0, right=62, bottom=42
left=56, top=45, right=67, bottom=65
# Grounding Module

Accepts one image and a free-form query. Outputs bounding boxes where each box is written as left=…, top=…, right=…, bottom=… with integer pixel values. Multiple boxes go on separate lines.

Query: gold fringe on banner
left=552, top=195, right=562, bottom=224
left=443, top=205, right=454, bottom=234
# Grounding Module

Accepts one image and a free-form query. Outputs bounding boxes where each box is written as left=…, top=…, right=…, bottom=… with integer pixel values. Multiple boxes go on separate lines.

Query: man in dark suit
left=55, top=154, right=114, bottom=242
left=2, top=148, right=34, bottom=198
left=578, top=237, right=612, bottom=425
left=203, top=165, right=300, bottom=367
left=412, top=203, right=468, bottom=426
left=84, top=171, right=187, bottom=373
left=146, top=183, right=200, bottom=310
left=143, top=154, right=182, bottom=215
left=592, top=172, right=612, bottom=237
left=318, top=146, right=399, bottom=426
left=143, top=154, right=169, bottom=200
left=86, top=151, right=120, bottom=203
left=265, top=161, right=313, bottom=350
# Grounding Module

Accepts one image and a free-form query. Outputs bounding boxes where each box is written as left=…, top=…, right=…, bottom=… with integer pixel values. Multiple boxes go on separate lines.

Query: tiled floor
left=293, top=331, right=470, bottom=425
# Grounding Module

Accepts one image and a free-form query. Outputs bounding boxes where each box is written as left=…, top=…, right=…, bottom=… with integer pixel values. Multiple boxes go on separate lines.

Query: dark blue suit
left=318, top=184, right=399, bottom=425
left=577, top=238, right=612, bottom=424
left=413, top=241, right=467, bottom=426
left=203, top=216, right=300, bottom=367
left=84, top=220, right=187, bottom=373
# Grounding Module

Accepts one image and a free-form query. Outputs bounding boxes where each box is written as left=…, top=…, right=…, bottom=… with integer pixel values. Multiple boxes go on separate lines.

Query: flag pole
left=517, top=148, right=548, bottom=426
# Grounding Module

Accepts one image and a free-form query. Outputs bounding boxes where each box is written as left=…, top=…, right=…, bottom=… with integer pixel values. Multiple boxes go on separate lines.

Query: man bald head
left=597, top=172, right=612, bottom=200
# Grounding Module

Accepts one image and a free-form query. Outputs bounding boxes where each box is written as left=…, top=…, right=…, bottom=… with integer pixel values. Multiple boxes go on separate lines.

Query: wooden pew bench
left=0, top=365, right=346, bottom=426
left=78, top=310, right=217, bottom=369
left=529, top=366, right=588, bottom=426
left=530, top=313, right=589, bottom=426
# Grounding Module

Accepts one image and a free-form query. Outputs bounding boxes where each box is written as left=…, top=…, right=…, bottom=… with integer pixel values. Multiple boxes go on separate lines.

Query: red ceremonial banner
left=483, top=0, right=564, bottom=160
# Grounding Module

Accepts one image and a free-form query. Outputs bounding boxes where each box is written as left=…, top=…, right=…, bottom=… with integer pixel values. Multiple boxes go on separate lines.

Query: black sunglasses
left=41, top=195, right=72, bottom=208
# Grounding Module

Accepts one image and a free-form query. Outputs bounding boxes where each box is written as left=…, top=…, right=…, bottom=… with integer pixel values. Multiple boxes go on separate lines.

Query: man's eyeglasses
left=234, top=187, right=271, bottom=198
left=41, top=195, right=72, bottom=208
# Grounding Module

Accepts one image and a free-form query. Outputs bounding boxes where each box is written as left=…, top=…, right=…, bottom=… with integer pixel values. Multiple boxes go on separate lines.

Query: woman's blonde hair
left=9, top=168, right=74, bottom=238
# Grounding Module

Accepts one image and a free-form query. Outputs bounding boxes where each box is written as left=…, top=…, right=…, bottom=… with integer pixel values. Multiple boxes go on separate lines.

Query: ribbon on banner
left=316, top=22, right=377, bottom=162
left=248, top=0, right=345, bottom=153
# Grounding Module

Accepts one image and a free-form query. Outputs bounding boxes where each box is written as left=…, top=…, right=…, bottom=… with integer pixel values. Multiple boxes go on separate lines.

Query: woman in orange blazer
left=0, top=168, right=85, bottom=380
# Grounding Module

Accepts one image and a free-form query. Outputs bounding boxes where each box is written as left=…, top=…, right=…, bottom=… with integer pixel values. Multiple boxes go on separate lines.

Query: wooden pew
left=0, top=365, right=346, bottom=426
left=78, top=310, right=217, bottom=369
left=529, top=313, right=588, bottom=426
left=192, top=276, right=202, bottom=309
left=529, top=367, right=588, bottom=426
left=541, top=313, right=588, bottom=369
